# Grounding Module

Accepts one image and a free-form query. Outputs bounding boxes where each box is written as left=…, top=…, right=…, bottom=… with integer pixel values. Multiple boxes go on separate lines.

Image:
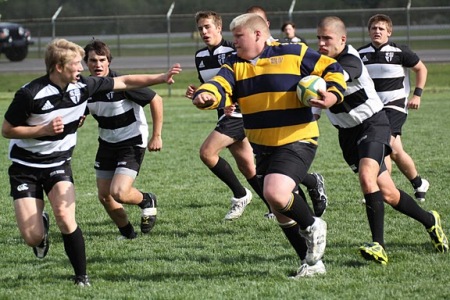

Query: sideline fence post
left=166, top=2, right=175, bottom=97
left=288, top=0, right=296, bottom=21
left=406, top=0, right=412, bottom=46
left=51, top=5, right=63, bottom=39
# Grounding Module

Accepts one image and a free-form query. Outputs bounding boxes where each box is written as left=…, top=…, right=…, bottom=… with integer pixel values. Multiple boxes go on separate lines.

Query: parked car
left=0, top=22, right=33, bottom=61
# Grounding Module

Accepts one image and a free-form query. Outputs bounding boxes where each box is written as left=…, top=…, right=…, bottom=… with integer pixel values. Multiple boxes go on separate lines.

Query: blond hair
left=45, top=38, right=84, bottom=74
left=230, top=13, right=269, bottom=37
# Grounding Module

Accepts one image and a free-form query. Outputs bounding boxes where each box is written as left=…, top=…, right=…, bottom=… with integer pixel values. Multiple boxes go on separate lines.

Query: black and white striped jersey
left=86, top=70, right=156, bottom=148
left=195, top=39, right=235, bottom=83
left=358, top=41, right=420, bottom=114
left=4, top=74, right=114, bottom=168
left=315, top=45, right=384, bottom=128
left=194, top=39, right=241, bottom=119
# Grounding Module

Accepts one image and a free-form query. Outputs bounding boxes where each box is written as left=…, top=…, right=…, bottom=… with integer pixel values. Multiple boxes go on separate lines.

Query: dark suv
left=0, top=22, right=33, bottom=61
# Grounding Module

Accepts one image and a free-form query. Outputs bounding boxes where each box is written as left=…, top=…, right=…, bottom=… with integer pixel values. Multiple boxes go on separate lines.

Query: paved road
left=0, top=55, right=194, bottom=73
left=0, top=50, right=449, bottom=73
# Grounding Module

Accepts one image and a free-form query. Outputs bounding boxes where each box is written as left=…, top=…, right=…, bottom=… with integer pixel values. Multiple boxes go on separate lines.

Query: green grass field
left=0, top=65, right=449, bottom=299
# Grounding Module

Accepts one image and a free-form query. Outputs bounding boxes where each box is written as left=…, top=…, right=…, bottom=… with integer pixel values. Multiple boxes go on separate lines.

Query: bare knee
left=52, top=209, right=77, bottom=234
left=390, top=149, right=400, bottom=161
left=98, top=191, right=111, bottom=204
left=110, top=186, right=129, bottom=203
left=359, top=174, right=379, bottom=194
left=22, top=230, right=45, bottom=247
left=98, top=194, right=118, bottom=212
left=199, top=146, right=217, bottom=166
left=264, top=188, right=290, bottom=210
left=381, top=188, right=400, bottom=205
left=199, top=149, right=210, bottom=164
left=110, top=191, right=123, bottom=203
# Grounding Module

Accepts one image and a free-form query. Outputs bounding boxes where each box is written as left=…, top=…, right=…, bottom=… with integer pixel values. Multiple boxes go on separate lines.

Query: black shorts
left=384, top=108, right=407, bottom=136
left=8, top=162, right=74, bottom=200
left=254, top=141, right=317, bottom=185
left=214, top=117, right=246, bottom=142
left=95, top=143, right=146, bottom=179
left=338, top=111, right=392, bottom=173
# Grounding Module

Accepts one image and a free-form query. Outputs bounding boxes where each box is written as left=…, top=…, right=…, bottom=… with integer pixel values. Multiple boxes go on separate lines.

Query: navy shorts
left=384, top=108, right=407, bottom=136
left=9, top=162, right=73, bottom=200
left=254, top=141, right=317, bottom=186
left=338, top=111, right=392, bottom=173
left=95, top=143, right=146, bottom=179
left=214, top=117, right=246, bottom=142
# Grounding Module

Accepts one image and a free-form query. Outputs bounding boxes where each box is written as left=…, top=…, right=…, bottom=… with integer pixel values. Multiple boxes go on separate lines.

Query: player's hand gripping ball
left=296, top=75, right=327, bottom=107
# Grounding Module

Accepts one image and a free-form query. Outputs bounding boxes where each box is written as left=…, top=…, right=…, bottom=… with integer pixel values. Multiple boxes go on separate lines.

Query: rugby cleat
left=33, top=211, right=50, bottom=259
left=359, top=242, right=388, bottom=265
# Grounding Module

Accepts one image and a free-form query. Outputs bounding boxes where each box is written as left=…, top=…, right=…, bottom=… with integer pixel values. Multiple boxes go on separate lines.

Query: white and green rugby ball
left=296, top=75, right=326, bottom=107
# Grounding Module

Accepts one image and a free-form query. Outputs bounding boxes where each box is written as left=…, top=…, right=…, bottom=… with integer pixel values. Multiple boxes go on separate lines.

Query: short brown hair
left=195, top=11, right=222, bottom=28
left=83, top=39, right=112, bottom=64
left=318, top=16, right=347, bottom=35
left=281, top=21, right=296, bottom=32
left=367, top=14, right=393, bottom=32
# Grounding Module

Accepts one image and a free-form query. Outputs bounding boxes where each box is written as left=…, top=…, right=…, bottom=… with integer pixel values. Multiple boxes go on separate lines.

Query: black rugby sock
left=393, top=189, right=434, bottom=228
left=119, top=222, right=137, bottom=239
left=279, top=221, right=307, bottom=261
left=62, top=226, right=87, bottom=276
left=277, top=193, right=315, bottom=230
left=247, top=175, right=271, bottom=211
left=300, top=173, right=316, bottom=190
left=410, top=176, right=422, bottom=189
left=364, top=191, right=385, bottom=248
left=210, top=157, right=246, bottom=198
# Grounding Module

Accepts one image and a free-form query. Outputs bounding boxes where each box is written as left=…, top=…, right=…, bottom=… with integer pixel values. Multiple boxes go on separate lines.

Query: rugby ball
left=296, top=75, right=326, bottom=107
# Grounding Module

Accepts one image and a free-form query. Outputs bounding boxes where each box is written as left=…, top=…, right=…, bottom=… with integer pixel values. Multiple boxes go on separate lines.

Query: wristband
left=413, top=87, right=423, bottom=97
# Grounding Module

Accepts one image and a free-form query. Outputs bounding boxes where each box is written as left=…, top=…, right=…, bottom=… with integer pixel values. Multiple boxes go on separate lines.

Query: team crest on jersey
left=270, top=57, right=283, bottom=64
left=106, top=91, right=115, bottom=100
left=384, top=52, right=394, bottom=62
left=217, top=54, right=227, bottom=65
left=69, top=89, right=81, bottom=104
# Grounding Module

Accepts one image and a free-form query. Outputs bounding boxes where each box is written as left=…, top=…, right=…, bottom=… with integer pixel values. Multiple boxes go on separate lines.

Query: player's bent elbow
left=2, top=121, right=14, bottom=139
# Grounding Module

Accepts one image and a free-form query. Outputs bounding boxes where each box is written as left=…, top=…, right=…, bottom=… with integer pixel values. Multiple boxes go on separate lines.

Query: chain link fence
left=6, top=6, right=450, bottom=59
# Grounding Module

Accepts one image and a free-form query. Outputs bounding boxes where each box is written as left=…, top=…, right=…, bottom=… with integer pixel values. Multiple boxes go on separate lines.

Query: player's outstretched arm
left=192, top=92, right=217, bottom=109
left=113, top=63, right=182, bottom=91
left=309, top=89, right=339, bottom=109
